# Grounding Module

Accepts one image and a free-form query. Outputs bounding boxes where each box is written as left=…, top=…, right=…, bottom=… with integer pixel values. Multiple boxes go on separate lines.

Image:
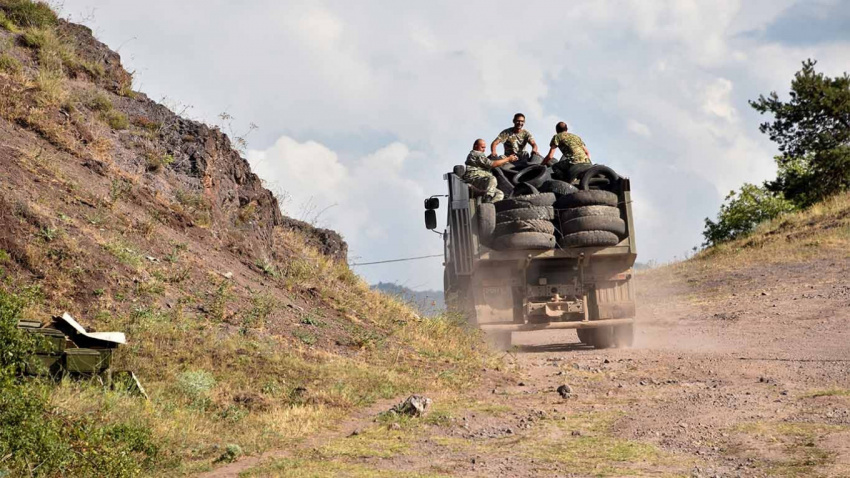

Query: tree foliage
left=751, top=59, right=850, bottom=207
left=703, top=183, right=795, bottom=247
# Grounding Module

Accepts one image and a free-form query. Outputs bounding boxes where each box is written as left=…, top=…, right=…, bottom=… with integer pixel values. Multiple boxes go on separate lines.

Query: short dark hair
left=513, top=113, right=525, bottom=121
left=556, top=122, right=568, bottom=133
left=473, top=138, right=485, bottom=149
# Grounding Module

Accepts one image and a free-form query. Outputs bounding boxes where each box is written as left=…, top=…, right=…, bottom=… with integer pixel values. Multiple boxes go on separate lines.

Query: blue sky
left=61, top=0, right=850, bottom=290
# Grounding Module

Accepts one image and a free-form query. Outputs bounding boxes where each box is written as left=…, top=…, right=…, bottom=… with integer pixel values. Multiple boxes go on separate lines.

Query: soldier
left=464, top=138, right=517, bottom=203
left=543, top=121, right=591, bottom=169
left=491, top=113, right=538, bottom=160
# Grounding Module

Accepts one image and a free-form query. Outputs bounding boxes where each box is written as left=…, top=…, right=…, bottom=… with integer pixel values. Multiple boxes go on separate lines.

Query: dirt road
left=218, top=258, right=850, bottom=477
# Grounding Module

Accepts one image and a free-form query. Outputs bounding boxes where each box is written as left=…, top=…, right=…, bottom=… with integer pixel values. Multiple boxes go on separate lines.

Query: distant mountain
left=372, top=283, right=445, bottom=316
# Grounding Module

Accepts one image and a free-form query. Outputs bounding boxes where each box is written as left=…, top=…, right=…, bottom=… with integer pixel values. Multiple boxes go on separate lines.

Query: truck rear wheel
left=588, top=327, right=615, bottom=349
left=614, top=324, right=634, bottom=347
left=576, top=328, right=591, bottom=344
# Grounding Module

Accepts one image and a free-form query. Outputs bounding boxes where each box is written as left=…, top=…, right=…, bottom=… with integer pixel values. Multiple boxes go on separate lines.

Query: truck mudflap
left=476, top=317, right=635, bottom=332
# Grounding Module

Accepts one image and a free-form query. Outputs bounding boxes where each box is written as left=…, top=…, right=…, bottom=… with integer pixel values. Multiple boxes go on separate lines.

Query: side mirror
left=425, top=210, right=437, bottom=230
left=424, top=197, right=440, bottom=210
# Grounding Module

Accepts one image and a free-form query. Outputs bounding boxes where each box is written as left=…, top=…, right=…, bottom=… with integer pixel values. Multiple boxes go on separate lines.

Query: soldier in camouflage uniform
left=463, top=138, right=517, bottom=203
left=491, top=113, right=538, bottom=160
left=544, top=122, right=591, bottom=176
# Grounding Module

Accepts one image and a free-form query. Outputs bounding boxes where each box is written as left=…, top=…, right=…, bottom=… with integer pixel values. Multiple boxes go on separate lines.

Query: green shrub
left=104, top=109, right=129, bottom=130
left=0, top=52, right=22, bottom=74
left=145, top=152, right=174, bottom=172
left=0, top=11, right=16, bottom=31
left=0, top=287, right=158, bottom=477
left=0, top=0, right=58, bottom=29
left=176, top=369, right=216, bottom=401
left=703, top=183, right=796, bottom=246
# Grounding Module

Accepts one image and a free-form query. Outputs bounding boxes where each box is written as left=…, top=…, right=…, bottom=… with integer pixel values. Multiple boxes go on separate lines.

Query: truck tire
left=540, top=180, right=577, bottom=197
left=478, top=203, right=496, bottom=245
left=495, top=193, right=556, bottom=212
left=579, top=165, right=620, bottom=191
left=559, top=205, right=620, bottom=222
left=511, top=165, right=551, bottom=187
left=493, top=168, right=515, bottom=196
left=511, top=183, right=539, bottom=197
left=564, top=163, right=594, bottom=182
left=559, top=230, right=620, bottom=248
left=561, top=216, right=626, bottom=237
left=528, top=152, right=545, bottom=165
left=555, top=190, right=618, bottom=208
left=576, top=328, right=591, bottom=344
left=493, top=232, right=556, bottom=250
left=614, top=324, right=634, bottom=347
left=496, top=206, right=554, bottom=223
left=588, top=327, right=615, bottom=349
left=494, top=219, right=555, bottom=237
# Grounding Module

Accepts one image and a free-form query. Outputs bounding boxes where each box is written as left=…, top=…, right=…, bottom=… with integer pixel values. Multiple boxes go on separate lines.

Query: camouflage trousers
left=463, top=173, right=504, bottom=203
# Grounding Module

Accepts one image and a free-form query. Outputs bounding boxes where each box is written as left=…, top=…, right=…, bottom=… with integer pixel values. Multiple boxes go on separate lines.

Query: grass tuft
left=1, top=0, right=58, bottom=29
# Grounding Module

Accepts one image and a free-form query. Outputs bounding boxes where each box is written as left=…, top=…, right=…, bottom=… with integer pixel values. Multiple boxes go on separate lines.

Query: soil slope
left=228, top=197, right=850, bottom=477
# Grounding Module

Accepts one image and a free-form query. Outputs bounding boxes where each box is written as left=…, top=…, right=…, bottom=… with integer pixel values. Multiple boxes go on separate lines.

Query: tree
left=702, top=183, right=795, bottom=247
left=750, top=59, right=850, bottom=206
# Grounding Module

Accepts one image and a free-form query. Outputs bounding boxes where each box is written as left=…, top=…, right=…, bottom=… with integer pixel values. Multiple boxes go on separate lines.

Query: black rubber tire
left=492, top=232, right=556, bottom=250
left=540, top=180, right=577, bottom=196
left=496, top=206, right=555, bottom=223
left=559, top=205, right=620, bottom=222
left=494, top=219, right=555, bottom=237
left=556, top=190, right=618, bottom=208
left=495, top=193, right=556, bottom=212
left=561, top=216, right=626, bottom=236
left=559, top=231, right=621, bottom=248
left=576, top=328, right=591, bottom=345
left=589, top=327, right=615, bottom=349
left=528, top=152, right=545, bottom=165
left=614, top=324, right=634, bottom=348
left=511, top=183, right=539, bottom=197
left=586, top=177, right=612, bottom=190
left=579, top=165, right=620, bottom=191
left=478, top=203, right=496, bottom=246
left=511, top=165, right=551, bottom=187
left=493, top=168, right=515, bottom=196
left=565, top=163, right=594, bottom=182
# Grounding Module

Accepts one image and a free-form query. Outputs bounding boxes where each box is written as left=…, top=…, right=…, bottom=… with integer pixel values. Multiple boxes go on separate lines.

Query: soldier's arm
left=543, top=146, right=558, bottom=164
left=583, top=145, right=591, bottom=161
left=490, top=137, right=502, bottom=156
left=492, top=155, right=517, bottom=167
left=529, top=136, right=538, bottom=154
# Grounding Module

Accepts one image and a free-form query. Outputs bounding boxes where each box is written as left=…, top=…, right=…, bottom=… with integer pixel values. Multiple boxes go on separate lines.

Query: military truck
left=424, top=167, right=637, bottom=349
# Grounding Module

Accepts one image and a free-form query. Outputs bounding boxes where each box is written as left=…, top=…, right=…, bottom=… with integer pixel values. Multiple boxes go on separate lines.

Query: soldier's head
left=473, top=138, right=486, bottom=151
left=556, top=122, right=568, bottom=133
left=513, top=113, right=525, bottom=130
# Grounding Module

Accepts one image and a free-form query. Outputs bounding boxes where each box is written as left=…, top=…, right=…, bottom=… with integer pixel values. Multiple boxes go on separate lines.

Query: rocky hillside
left=0, top=3, right=492, bottom=477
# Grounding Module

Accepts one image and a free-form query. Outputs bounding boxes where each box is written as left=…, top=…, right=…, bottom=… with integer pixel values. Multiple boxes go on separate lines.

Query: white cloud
left=60, top=0, right=850, bottom=288
left=701, top=78, right=737, bottom=122
left=248, top=138, right=430, bottom=273
left=626, top=119, right=652, bottom=138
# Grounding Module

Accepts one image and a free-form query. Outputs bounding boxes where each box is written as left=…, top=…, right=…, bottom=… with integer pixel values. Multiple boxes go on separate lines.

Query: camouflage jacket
left=550, top=132, right=589, bottom=164
left=496, top=128, right=534, bottom=156
left=464, top=150, right=494, bottom=178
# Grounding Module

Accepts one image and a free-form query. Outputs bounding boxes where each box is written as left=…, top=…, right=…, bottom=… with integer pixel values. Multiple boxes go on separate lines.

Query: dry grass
left=734, top=421, right=847, bottom=476
left=694, top=192, right=850, bottom=270
left=0, top=4, right=499, bottom=476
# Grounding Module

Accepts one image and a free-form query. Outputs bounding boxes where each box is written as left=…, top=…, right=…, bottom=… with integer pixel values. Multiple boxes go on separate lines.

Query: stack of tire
left=478, top=154, right=626, bottom=250
left=555, top=190, right=626, bottom=248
